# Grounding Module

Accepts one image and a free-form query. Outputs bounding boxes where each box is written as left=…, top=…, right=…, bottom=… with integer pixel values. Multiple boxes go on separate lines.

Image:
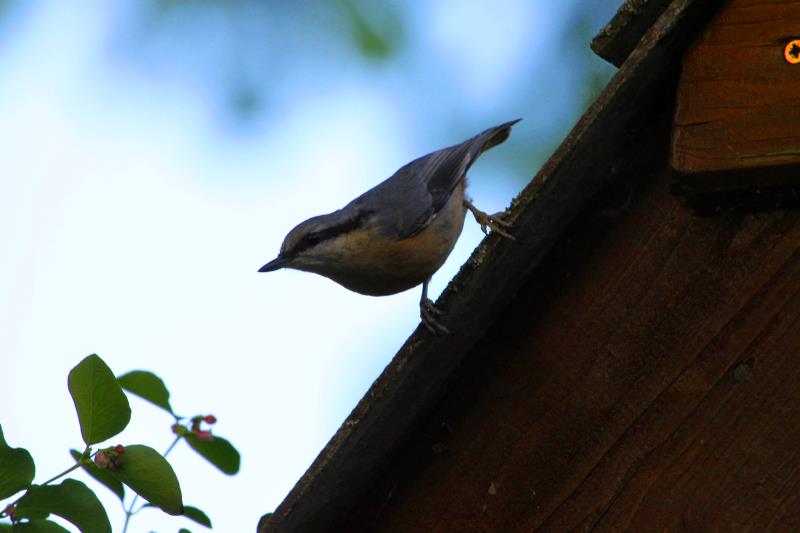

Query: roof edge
left=591, top=0, right=674, bottom=67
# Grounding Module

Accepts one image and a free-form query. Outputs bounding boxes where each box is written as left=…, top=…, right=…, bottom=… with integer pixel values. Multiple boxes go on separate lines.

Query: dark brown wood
left=591, top=0, right=674, bottom=67
left=672, top=0, right=800, bottom=192
left=260, top=0, right=720, bottom=531
left=344, top=116, right=800, bottom=532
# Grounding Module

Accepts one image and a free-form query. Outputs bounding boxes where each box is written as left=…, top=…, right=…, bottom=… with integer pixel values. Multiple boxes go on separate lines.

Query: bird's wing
left=349, top=119, right=520, bottom=240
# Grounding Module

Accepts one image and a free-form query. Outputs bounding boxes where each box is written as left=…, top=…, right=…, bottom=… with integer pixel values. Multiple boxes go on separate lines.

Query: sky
left=0, top=1, right=618, bottom=531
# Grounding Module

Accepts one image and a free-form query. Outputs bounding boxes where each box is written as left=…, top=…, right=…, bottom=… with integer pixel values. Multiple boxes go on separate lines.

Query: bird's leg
left=464, top=198, right=515, bottom=240
left=419, top=279, right=449, bottom=334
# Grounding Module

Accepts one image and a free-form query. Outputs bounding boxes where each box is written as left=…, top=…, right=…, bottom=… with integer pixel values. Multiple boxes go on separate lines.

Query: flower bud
left=95, top=451, right=111, bottom=469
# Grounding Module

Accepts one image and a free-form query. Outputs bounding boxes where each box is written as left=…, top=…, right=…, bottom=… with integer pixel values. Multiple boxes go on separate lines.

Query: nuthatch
left=259, top=119, right=520, bottom=333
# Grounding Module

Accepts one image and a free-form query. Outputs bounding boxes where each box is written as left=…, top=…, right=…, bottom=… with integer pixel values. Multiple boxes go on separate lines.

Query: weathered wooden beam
left=672, top=0, right=800, bottom=193
left=591, top=0, right=674, bottom=67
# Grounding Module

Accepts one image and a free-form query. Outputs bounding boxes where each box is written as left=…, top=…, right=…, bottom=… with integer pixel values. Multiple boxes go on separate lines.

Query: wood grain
left=672, top=0, right=800, bottom=191
left=345, top=130, right=800, bottom=532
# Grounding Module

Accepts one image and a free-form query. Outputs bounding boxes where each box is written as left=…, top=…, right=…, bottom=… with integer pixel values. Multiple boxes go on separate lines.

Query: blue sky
left=0, top=1, right=617, bottom=531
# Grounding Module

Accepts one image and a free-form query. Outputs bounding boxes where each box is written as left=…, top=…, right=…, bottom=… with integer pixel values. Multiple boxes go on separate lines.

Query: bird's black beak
left=258, top=256, right=287, bottom=272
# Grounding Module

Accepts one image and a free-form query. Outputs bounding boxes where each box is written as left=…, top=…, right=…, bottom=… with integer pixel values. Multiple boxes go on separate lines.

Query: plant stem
left=121, top=503, right=134, bottom=533
left=39, top=461, right=83, bottom=487
left=40, top=447, right=91, bottom=487
left=162, top=435, right=182, bottom=457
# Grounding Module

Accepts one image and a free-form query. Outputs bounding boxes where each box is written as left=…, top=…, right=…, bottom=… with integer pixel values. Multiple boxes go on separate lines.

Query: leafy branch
left=0, top=354, right=240, bottom=532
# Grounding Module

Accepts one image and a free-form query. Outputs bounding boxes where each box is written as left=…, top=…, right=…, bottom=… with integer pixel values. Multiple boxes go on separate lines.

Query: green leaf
left=0, top=523, right=10, bottom=532
left=117, top=371, right=173, bottom=414
left=178, top=529, right=192, bottom=533
left=14, top=479, right=111, bottom=533
left=340, top=0, right=400, bottom=61
left=68, top=354, right=131, bottom=445
left=69, top=450, right=124, bottom=502
left=182, top=506, right=211, bottom=528
left=351, top=12, right=389, bottom=59
left=11, top=520, right=71, bottom=532
left=0, top=425, right=35, bottom=500
left=185, top=434, right=240, bottom=475
left=109, top=445, right=183, bottom=515
left=12, top=507, right=49, bottom=520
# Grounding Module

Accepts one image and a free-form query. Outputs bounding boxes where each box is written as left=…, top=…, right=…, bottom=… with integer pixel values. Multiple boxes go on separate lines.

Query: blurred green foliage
left=0, top=0, right=622, bottom=183
left=339, top=0, right=403, bottom=61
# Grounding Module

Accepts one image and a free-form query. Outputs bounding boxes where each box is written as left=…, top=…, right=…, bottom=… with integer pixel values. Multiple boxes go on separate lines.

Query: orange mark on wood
left=785, top=39, right=800, bottom=64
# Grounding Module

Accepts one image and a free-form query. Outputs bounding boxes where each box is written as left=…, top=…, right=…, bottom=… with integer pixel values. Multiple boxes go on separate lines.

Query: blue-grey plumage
left=259, top=119, right=520, bottom=333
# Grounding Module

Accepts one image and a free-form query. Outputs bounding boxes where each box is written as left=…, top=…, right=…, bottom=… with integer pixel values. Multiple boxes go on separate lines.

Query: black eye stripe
left=288, top=234, right=317, bottom=256
left=302, top=233, right=319, bottom=247
left=286, top=210, right=371, bottom=257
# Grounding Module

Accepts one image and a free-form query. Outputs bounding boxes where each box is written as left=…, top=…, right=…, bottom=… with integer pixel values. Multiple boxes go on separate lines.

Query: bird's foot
left=420, top=297, right=450, bottom=335
left=465, top=201, right=515, bottom=240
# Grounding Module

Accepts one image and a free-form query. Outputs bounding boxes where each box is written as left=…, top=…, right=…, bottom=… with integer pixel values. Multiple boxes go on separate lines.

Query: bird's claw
left=465, top=200, right=515, bottom=240
left=473, top=210, right=515, bottom=240
left=420, top=298, right=449, bottom=334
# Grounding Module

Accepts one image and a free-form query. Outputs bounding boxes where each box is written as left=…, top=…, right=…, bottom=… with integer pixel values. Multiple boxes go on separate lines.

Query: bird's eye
left=296, top=233, right=319, bottom=252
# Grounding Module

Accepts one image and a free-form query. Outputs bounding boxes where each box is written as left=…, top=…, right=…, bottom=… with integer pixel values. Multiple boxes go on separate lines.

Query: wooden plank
left=344, top=134, right=800, bottom=532
left=672, top=0, right=800, bottom=192
left=259, top=0, right=720, bottom=531
left=591, top=0, right=674, bottom=67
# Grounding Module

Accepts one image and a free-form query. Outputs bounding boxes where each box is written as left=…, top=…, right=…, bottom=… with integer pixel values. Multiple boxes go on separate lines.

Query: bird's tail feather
left=477, top=118, right=522, bottom=154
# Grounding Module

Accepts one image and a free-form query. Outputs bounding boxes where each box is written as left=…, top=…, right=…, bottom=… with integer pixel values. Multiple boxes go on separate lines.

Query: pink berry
left=204, top=415, right=217, bottom=425
left=194, top=429, right=213, bottom=442
left=115, top=444, right=125, bottom=454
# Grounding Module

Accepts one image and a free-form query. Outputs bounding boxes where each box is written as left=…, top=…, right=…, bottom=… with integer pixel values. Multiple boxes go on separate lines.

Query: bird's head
left=258, top=210, right=365, bottom=274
